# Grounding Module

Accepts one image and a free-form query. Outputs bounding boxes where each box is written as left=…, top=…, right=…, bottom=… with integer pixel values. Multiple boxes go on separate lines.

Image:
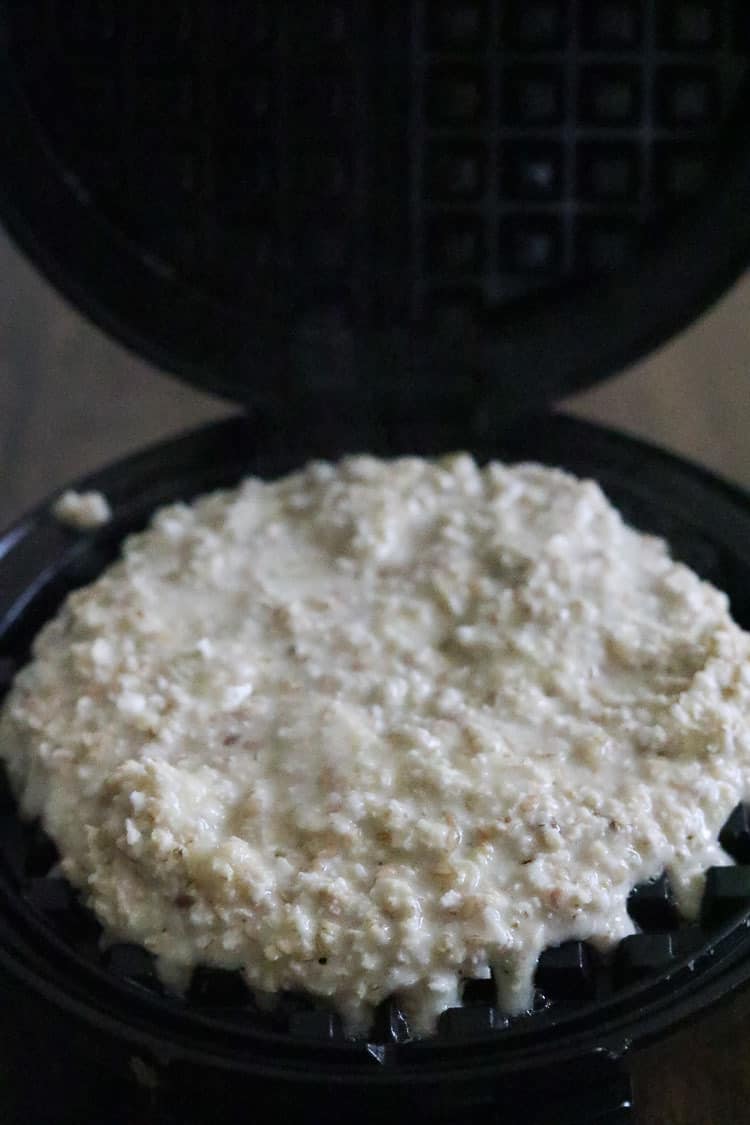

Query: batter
left=3, top=455, right=750, bottom=1033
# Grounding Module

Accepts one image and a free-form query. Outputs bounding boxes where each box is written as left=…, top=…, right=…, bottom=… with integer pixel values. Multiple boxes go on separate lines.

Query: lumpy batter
left=52, top=489, right=112, bottom=529
left=3, top=455, right=750, bottom=1034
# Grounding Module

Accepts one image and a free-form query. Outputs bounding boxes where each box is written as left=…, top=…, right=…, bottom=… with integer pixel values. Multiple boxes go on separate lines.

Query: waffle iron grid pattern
left=4, top=0, right=750, bottom=328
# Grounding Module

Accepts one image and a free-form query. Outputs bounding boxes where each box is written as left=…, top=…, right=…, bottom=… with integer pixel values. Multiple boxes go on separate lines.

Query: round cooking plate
left=0, top=2, right=749, bottom=419
left=3, top=414, right=750, bottom=1123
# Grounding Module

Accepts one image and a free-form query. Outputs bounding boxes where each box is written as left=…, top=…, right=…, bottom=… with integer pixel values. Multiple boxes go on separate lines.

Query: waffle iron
left=1, top=3, right=750, bottom=1123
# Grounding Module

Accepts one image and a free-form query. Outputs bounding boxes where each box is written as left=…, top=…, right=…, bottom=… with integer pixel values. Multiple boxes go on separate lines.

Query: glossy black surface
left=0, top=3, right=749, bottom=419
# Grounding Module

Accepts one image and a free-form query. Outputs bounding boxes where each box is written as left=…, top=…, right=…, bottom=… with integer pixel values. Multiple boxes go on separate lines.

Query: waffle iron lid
left=0, top=2, right=749, bottom=420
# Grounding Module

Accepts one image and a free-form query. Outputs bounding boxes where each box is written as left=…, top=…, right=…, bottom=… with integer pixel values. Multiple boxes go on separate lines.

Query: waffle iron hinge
left=241, top=304, right=515, bottom=456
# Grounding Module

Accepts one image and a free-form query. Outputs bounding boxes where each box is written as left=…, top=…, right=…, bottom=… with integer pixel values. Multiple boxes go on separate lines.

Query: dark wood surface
left=1, top=228, right=750, bottom=1122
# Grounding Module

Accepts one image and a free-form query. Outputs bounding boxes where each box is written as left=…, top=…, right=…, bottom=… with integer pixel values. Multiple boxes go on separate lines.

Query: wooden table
left=1, top=227, right=750, bottom=1122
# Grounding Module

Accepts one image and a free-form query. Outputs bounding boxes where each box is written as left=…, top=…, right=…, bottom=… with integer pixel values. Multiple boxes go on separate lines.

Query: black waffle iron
left=1, top=4, right=750, bottom=1123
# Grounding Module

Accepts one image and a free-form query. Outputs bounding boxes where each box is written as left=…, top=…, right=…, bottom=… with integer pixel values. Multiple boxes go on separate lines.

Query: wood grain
left=1, top=228, right=750, bottom=1122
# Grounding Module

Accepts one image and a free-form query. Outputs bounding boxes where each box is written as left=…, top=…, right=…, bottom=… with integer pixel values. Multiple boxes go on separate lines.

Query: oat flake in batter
left=3, top=454, right=750, bottom=1034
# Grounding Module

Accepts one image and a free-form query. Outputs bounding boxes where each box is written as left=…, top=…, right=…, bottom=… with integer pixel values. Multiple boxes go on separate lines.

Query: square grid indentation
left=11, top=0, right=368, bottom=307
left=415, top=0, right=748, bottom=317
left=5, top=0, right=749, bottom=316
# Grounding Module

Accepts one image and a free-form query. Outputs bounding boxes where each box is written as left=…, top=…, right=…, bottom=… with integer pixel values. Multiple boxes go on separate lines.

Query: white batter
left=53, top=490, right=112, bottom=530
left=3, top=455, right=750, bottom=1034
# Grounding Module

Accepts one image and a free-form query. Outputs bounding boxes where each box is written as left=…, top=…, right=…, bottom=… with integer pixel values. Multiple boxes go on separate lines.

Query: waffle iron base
left=3, top=412, right=750, bottom=1124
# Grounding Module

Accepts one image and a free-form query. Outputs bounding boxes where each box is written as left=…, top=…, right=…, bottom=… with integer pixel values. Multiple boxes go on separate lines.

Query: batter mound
left=3, top=455, right=750, bottom=1033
